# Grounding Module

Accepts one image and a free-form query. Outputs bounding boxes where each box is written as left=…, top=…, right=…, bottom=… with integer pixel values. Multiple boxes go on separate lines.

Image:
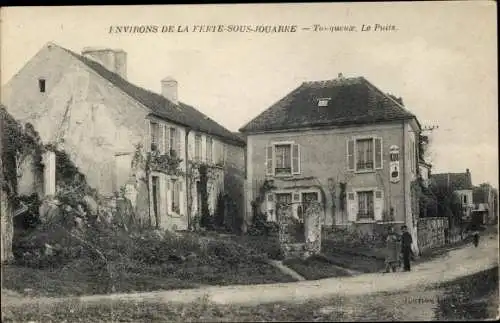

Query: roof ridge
left=55, top=44, right=244, bottom=145
left=361, top=77, right=416, bottom=113
left=239, top=83, right=306, bottom=132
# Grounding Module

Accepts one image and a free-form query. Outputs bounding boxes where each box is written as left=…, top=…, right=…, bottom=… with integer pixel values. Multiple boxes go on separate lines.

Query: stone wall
left=417, top=217, right=449, bottom=254
left=278, top=201, right=322, bottom=259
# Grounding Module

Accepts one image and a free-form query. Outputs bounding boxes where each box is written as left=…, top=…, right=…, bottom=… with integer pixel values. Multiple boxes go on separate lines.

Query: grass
left=3, top=268, right=497, bottom=322
left=2, top=229, right=295, bottom=298
left=282, top=255, right=352, bottom=280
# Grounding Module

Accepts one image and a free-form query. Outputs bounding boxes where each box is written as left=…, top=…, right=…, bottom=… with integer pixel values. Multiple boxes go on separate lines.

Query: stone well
left=278, top=201, right=322, bottom=259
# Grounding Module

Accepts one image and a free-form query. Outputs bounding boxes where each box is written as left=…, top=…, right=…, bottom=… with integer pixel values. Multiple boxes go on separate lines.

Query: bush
left=247, top=208, right=279, bottom=236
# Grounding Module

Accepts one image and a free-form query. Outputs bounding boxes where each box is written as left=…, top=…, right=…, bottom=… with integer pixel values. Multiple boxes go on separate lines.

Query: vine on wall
left=186, top=160, right=222, bottom=230
left=1, top=107, right=44, bottom=201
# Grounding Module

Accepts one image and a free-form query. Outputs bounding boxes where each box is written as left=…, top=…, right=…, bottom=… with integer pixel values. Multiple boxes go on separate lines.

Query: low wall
left=417, top=217, right=449, bottom=254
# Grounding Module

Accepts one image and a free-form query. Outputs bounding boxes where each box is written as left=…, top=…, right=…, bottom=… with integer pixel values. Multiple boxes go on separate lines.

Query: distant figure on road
left=472, top=227, right=480, bottom=247
left=384, top=226, right=400, bottom=273
left=401, top=225, right=413, bottom=271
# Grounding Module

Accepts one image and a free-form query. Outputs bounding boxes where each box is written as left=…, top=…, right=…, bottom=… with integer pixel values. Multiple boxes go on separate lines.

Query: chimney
left=161, top=77, right=178, bottom=104
left=81, top=47, right=127, bottom=79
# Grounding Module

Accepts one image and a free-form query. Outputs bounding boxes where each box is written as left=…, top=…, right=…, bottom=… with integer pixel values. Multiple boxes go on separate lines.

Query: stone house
left=239, top=74, right=425, bottom=244
left=472, top=183, right=498, bottom=225
left=1, top=42, right=246, bottom=231
left=430, top=169, right=474, bottom=221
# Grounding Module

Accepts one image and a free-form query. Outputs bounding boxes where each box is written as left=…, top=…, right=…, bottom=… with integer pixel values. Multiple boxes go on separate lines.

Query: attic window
left=38, top=79, right=46, bottom=93
left=318, top=98, right=330, bottom=107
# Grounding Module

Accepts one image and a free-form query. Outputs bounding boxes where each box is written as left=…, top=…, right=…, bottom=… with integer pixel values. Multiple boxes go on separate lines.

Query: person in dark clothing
left=401, top=225, right=413, bottom=271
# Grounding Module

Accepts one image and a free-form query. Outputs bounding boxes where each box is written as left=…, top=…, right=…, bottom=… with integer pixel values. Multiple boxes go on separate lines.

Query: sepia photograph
left=0, top=2, right=498, bottom=322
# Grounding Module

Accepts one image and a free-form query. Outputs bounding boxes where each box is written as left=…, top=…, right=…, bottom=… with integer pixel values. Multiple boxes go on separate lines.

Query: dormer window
left=38, top=78, right=46, bottom=93
left=318, top=98, right=330, bottom=107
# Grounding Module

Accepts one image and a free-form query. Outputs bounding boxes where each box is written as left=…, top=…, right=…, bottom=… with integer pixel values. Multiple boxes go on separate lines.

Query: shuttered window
left=169, top=127, right=179, bottom=156
left=346, top=137, right=383, bottom=171
left=150, top=122, right=159, bottom=152
left=266, top=142, right=301, bottom=176
left=357, top=191, right=374, bottom=220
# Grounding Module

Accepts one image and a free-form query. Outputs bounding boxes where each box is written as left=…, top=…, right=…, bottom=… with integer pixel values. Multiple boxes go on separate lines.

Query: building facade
left=240, top=74, right=423, bottom=243
left=2, top=42, right=246, bottom=231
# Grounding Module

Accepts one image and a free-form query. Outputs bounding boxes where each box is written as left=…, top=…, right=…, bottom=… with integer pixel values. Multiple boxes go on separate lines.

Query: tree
left=428, top=182, right=464, bottom=230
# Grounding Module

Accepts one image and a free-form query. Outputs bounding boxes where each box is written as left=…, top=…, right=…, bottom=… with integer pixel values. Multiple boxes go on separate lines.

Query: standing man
left=401, top=225, right=413, bottom=271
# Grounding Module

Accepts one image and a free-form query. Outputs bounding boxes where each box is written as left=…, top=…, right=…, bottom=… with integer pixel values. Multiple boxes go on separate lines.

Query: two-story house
left=472, top=183, right=498, bottom=225
left=239, top=74, right=423, bottom=238
left=430, top=169, right=474, bottom=221
left=1, top=42, right=246, bottom=231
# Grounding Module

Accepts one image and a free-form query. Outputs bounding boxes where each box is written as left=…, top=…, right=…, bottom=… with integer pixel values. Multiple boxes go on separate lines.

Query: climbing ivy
left=185, top=160, right=222, bottom=230
left=1, top=108, right=44, bottom=202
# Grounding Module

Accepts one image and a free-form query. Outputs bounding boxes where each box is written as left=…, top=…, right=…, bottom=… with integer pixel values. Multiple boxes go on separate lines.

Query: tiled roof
left=239, top=76, right=416, bottom=133
left=58, top=45, right=245, bottom=147
left=430, top=172, right=473, bottom=190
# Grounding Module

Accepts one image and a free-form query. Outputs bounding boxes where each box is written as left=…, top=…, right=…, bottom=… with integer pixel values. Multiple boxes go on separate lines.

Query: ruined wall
left=417, top=217, right=449, bottom=254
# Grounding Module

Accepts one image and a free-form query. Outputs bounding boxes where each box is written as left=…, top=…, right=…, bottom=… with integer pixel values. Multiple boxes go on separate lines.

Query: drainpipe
left=402, top=120, right=407, bottom=227
left=185, top=128, right=191, bottom=230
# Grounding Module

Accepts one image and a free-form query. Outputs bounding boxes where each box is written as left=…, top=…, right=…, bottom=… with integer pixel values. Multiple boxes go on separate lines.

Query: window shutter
left=347, top=139, right=355, bottom=171
left=159, top=124, right=165, bottom=153
left=165, top=127, right=171, bottom=154
left=176, top=129, right=181, bottom=157
left=374, top=190, right=384, bottom=221
left=292, top=144, right=300, bottom=174
left=178, top=181, right=184, bottom=216
left=347, top=192, right=358, bottom=222
left=166, top=179, right=172, bottom=214
left=266, top=145, right=274, bottom=176
left=201, top=135, right=207, bottom=162
left=145, top=120, right=151, bottom=153
left=375, top=137, right=383, bottom=169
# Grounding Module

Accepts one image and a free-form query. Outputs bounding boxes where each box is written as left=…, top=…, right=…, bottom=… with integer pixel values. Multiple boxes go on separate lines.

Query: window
left=347, top=137, right=383, bottom=171
left=169, top=128, right=177, bottom=156
left=463, top=195, right=467, bottom=204
left=171, top=179, right=180, bottom=214
left=207, top=137, right=213, bottom=163
left=276, top=193, right=292, bottom=206
left=318, top=98, right=330, bottom=107
left=266, top=142, right=300, bottom=176
left=275, top=144, right=291, bottom=175
left=38, top=79, right=46, bottom=93
left=150, top=122, right=159, bottom=151
left=357, top=138, right=374, bottom=170
left=357, top=191, right=374, bottom=219
left=195, top=134, right=202, bottom=161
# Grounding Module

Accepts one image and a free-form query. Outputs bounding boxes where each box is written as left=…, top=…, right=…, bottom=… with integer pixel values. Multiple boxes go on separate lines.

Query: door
left=152, top=176, right=160, bottom=228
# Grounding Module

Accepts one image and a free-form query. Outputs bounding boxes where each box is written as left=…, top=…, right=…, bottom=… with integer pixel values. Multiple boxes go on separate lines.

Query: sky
left=1, top=2, right=498, bottom=187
